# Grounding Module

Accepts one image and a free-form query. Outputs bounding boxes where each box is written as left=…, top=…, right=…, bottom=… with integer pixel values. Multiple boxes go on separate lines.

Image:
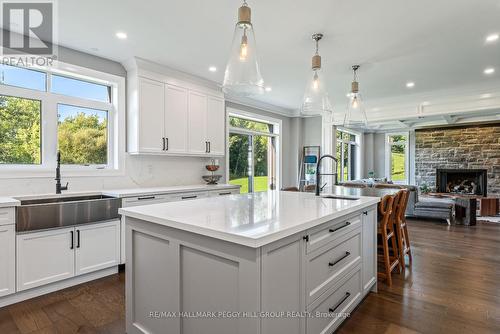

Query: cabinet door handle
left=70, top=231, right=74, bottom=250
left=329, top=221, right=351, bottom=233
left=205, top=141, right=208, bottom=153
left=76, top=230, right=80, bottom=248
left=328, top=251, right=350, bottom=267
left=182, top=195, right=197, bottom=200
left=162, top=137, right=166, bottom=151
left=165, top=137, right=169, bottom=151
left=208, top=141, right=211, bottom=153
left=138, top=196, right=156, bottom=201
left=328, top=292, right=351, bottom=313
left=363, top=211, right=368, bottom=215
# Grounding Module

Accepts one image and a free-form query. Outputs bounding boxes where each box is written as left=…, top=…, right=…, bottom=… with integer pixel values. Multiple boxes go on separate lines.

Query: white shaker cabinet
left=137, top=77, right=165, bottom=153
left=164, top=84, right=189, bottom=154
left=127, top=69, right=225, bottom=157
left=75, top=220, right=121, bottom=276
left=362, top=208, right=377, bottom=295
left=188, top=91, right=208, bottom=154
left=207, top=96, right=225, bottom=156
left=0, top=224, right=15, bottom=297
left=17, top=227, right=76, bottom=291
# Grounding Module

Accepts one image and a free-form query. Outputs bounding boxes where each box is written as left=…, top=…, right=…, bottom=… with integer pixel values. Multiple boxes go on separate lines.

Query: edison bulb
left=312, top=72, right=319, bottom=90
left=351, top=96, right=359, bottom=109
left=239, top=34, right=248, bottom=61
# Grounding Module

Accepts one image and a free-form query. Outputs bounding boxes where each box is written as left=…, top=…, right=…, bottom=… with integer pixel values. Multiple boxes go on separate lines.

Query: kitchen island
left=119, top=191, right=380, bottom=334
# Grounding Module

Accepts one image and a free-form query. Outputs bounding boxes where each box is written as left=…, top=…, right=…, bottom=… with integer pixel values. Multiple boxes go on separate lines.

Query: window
left=0, top=95, right=41, bottom=164
left=0, top=64, right=46, bottom=91
left=51, top=75, right=111, bottom=102
left=385, top=133, right=409, bottom=183
left=57, top=104, right=108, bottom=165
left=336, top=129, right=360, bottom=181
left=0, top=63, right=123, bottom=175
left=228, top=113, right=280, bottom=194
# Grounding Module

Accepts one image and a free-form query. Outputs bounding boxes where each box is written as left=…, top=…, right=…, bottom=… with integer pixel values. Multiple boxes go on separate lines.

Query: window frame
left=335, top=127, right=361, bottom=181
left=226, top=108, right=282, bottom=193
left=0, top=62, right=125, bottom=178
left=385, top=131, right=410, bottom=184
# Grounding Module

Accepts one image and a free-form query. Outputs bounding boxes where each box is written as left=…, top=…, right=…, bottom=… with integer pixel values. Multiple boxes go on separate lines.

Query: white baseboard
left=0, top=266, right=118, bottom=308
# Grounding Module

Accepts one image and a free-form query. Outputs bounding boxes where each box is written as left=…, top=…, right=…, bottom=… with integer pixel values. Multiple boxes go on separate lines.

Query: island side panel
left=361, top=205, right=377, bottom=295
left=125, top=217, right=261, bottom=334
left=261, top=233, right=306, bottom=334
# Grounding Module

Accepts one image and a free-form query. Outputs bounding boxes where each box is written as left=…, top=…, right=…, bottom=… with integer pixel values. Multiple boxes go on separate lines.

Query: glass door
left=229, top=133, right=251, bottom=193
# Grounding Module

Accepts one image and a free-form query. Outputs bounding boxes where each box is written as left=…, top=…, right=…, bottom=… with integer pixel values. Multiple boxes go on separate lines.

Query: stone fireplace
left=415, top=123, right=500, bottom=195
left=436, top=169, right=487, bottom=196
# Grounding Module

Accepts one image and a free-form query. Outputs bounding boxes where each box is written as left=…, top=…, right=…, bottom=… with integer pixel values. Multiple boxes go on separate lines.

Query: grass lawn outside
left=229, top=176, right=269, bottom=193
left=391, top=153, right=405, bottom=181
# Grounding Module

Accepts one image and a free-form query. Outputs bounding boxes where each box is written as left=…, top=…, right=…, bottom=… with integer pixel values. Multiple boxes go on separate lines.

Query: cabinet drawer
left=306, top=230, right=361, bottom=304
left=167, top=191, right=209, bottom=202
left=306, top=267, right=362, bottom=334
left=122, top=194, right=170, bottom=207
left=306, top=213, right=361, bottom=254
left=0, top=208, right=14, bottom=226
left=209, top=189, right=240, bottom=197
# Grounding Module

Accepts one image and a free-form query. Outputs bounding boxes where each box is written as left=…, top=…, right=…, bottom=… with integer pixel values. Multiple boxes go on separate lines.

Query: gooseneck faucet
left=55, top=151, right=69, bottom=194
left=315, top=154, right=339, bottom=196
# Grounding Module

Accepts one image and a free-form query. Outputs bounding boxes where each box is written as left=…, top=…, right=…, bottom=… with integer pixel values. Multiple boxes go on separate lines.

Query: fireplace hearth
left=436, top=169, right=487, bottom=197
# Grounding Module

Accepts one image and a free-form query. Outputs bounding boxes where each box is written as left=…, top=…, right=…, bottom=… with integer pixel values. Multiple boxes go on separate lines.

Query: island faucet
left=315, top=154, right=339, bottom=196
left=55, top=151, right=69, bottom=194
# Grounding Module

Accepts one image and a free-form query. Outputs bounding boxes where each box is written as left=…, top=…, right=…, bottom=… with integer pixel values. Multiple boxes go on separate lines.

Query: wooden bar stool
left=377, top=193, right=400, bottom=287
left=395, top=189, right=412, bottom=270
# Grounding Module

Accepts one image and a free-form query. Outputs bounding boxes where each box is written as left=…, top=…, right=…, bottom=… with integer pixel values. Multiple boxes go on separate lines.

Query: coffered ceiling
left=58, top=0, right=500, bottom=120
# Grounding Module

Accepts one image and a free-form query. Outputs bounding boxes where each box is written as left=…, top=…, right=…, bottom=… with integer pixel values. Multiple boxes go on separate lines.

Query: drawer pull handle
left=182, top=195, right=197, bottom=200
left=328, top=251, right=351, bottom=267
left=138, top=196, right=156, bottom=201
left=219, top=192, right=232, bottom=196
left=329, top=222, right=350, bottom=233
left=363, top=211, right=368, bottom=215
left=328, top=292, right=351, bottom=313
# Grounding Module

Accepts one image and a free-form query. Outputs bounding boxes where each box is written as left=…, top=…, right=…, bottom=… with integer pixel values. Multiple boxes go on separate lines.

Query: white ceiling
left=58, top=0, right=500, bottom=116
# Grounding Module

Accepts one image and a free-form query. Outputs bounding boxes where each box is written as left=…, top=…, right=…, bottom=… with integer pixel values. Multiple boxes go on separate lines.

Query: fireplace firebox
left=436, top=169, right=487, bottom=197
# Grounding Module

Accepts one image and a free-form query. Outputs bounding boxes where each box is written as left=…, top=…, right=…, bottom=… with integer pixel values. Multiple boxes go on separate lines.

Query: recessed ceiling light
left=480, top=93, right=492, bottom=99
left=484, top=67, right=495, bottom=75
left=208, top=66, right=217, bottom=72
left=421, top=101, right=430, bottom=106
left=265, top=86, right=272, bottom=92
left=486, top=34, right=499, bottom=43
left=115, top=31, right=128, bottom=40
left=406, top=82, right=415, bottom=88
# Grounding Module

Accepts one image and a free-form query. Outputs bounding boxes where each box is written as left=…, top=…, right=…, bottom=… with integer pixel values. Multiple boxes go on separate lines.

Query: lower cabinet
left=361, top=209, right=377, bottom=295
left=75, top=220, right=121, bottom=276
left=0, top=224, right=15, bottom=297
left=17, top=221, right=120, bottom=292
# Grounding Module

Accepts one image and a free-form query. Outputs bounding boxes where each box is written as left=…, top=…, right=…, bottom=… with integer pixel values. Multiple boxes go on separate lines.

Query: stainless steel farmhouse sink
left=321, top=195, right=360, bottom=201
left=16, top=195, right=121, bottom=232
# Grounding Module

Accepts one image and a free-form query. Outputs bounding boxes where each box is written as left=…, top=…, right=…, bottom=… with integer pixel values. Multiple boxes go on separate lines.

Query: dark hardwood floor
left=0, top=219, right=499, bottom=333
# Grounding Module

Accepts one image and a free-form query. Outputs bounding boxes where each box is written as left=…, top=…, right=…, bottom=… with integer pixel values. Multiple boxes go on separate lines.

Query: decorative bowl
left=206, top=165, right=220, bottom=172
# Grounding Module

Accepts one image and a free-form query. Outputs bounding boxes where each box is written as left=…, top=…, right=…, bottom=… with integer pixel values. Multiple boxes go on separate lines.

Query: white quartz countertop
left=102, top=184, right=239, bottom=198
left=119, top=191, right=380, bottom=248
left=0, top=197, right=20, bottom=208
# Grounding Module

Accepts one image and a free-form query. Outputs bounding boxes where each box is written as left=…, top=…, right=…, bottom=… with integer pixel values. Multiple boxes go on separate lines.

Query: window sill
left=0, top=167, right=125, bottom=179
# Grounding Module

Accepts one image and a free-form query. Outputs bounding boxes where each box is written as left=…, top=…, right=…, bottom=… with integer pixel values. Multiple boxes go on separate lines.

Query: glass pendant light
left=344, top=65, right=368, bottom=127
left=302, top=33, right=333, bottom=120
left=223, top=0, right=264, bottom=97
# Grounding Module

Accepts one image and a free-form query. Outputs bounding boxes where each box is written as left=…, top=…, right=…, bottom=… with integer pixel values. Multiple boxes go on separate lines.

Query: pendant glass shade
left=302, top=68, right=333, bottom=117
left=344, top=92, right=367, bottom=127
left=223, top=3, right=264, bottom=97
left=343, top=65, right=367, bottom=127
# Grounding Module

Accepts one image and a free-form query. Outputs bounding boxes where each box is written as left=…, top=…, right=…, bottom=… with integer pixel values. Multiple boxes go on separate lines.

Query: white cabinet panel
left=165, top=84, right=188, bottom=153
left=0, top=208, right=14, bottom=226
left=17, top=227, right=75, bottom=291
left=0, top=224, right=15, bottom=297
left=206, top=96, right=225, bottom=156
left=362, top=208, right=377, bottom=295
left=75, top=221, right=121, bottom=275
left=138, top=77, right=165, bottom=153
left=188, top=91, right=208, bottom=154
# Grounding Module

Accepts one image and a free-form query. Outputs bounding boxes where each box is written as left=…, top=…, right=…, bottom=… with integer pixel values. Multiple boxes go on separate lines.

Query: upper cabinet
left=127, top=65, right=226, bottom=157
